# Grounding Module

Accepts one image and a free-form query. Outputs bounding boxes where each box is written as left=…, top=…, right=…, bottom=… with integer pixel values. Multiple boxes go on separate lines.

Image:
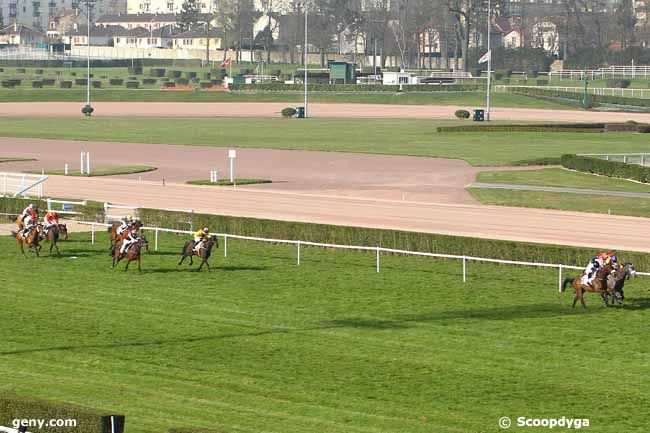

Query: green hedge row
left=509, top=87, right=650, bottom=108
left=561, top=154, right=650, bottom=184
left=0, top=393, right=124, bottom=433
left=229, top=83, right=484, bottom=92
left=0, top=197, right=102, bottom=222
left=437, top=124, right=604, bottom=133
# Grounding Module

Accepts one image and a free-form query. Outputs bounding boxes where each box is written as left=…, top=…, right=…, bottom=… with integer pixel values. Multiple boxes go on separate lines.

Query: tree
left=614, top=0, right=637, bottom=49
left=178, top=0, right=201, bottom=32
left=447, top=0, right=484, bottom=71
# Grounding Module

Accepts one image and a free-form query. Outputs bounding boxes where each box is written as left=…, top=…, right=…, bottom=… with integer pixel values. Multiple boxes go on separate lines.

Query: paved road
left=4, top=102, right=650, bottom=122
left=36, top=175, right=650, bottom=253
left=471, top=182, right=650, bottom=198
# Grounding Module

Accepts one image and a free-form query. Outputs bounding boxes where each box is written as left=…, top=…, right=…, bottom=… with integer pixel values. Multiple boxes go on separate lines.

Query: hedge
left=509, top=87, right=650, bottom=109
left=42, top=78, right=56, bottom=86
left=176, top=77, right=190, bottom=85
left=167, top=70, right=182, bottom=78
left=142, top=78, right=157, bottom=85
left=1, top=79, right=21, bottom=87
left=229, top=83, right=484, bottom=92
left=74, top=78, right=88, bottom=85
left=185, top=71, right=197, bottom=79
left=437, top=124, right=606, bottom=133
left=128, top=66, right=143, bottom=75
left=561, top=154, right=650, bottom=184
left=109, top=78, right=124, bottom=85
left=150, top=68, right=166, bottom=77
left=0, top=197, right=102, bottom=222
left=92, top=81, right=102, bottom=88
left=199, top=81, right=213, bottom=88
left=60, top=80, right=72, bottom=88
left=125, top=81, right=139, bottom=89
left=0, top=393, right=125, bottom=433
left=31, top=80, right=43, bottom=88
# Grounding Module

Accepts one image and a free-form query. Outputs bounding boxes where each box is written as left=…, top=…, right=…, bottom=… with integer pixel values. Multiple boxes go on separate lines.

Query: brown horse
left=58, top=223, right=68, bottom=240
left=108, top=220, right=142, bottom=249
left=112, top=237, right=148, bottom=271
left=12, top=225, right=43, bottom=257
left=561, top=263, right=615, bottom=308
left=178, top=235, right=219, bottom=271
left=44, top=224, right=61, bottom=256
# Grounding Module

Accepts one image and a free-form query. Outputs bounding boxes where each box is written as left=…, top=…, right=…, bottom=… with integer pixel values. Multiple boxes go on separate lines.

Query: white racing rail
left=78, top=221, right=649, bottom=291
left=1, top=172, right=48, bottom=198
left=47, top=198, right=88, bottom=215
left=103, top=202, right=141, bottom=222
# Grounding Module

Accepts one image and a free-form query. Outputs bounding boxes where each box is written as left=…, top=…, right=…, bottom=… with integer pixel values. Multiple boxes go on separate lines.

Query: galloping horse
left=112, top=237, right=148, bottom=271
left=561, top=263, right=615, bottom=308
left=178, top=235, right=219, bottom=271
left=12, top=225, right=43, bottom=257
left=108, top=220, right=142, bottom=249
left=606, top=263, right=636, bottom=305
left=58, top=223, right=68, bottom=241
left=44, top=224, right=61, bottom=256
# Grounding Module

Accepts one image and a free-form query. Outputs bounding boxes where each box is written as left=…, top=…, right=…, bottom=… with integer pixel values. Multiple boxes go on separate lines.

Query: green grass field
left=1, top=231, right=649, bottom=433
left=469, top=188, right=650, bottom=218
left=0, top=89, right=572, bottom=108
left=0, top=157, right=35, bottom=163
left=476, top=168, right=650, bottom=192
left=1, top=118, right=648, bottom=166
left=28, top=166, right=157, bottom=177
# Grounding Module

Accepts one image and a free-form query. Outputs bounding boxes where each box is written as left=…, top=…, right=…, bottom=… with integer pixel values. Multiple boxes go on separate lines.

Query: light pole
left=303, top=0, right=308, bottom=118
left=486, top=0, right=491, bottom=121
left=81, top=0, right=96, bottom=116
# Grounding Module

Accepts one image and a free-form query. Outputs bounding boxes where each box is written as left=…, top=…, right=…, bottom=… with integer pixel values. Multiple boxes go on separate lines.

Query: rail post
left=155, top=228, right=159, bottom=251
left=642, top=155, right=645, bottom=166
left=623, top=155, right=627, bottom=164
left=558, top=265, right=563, bottom=292
left=463, top=256, right=467, bottom=282
left=376, top=246, right=380, bottom=273
left=91, top=222, right=95, bottom=244
left=297, top=241, right=301, bottom=266
left=223, top=234, right=228, bottom=257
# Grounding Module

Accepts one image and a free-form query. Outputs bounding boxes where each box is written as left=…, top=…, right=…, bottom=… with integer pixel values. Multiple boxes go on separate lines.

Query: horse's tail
left=562, top=277, right=575, bottom=292
left=10, top=230, right=17, bottom=238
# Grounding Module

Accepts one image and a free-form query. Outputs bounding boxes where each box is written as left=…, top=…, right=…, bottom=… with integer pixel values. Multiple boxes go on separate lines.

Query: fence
left=103, top=202, right=141, bottom=223
left=79, top=221, right=649, bottom=292
left=0, top=172, right=47, bottom=198
left=494, top=85, right=650, bottom=99
left=549, top=66, right=650, bottom=80
left=577, top=153, right=650, bottom=166
left=46, top=198, right=87, bottom=215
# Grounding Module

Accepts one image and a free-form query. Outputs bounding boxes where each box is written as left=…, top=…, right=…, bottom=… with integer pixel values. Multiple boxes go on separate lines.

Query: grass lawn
left=469, top=188, right=650, bottom=218
left=1, top=231, right=649, bottom=433
left=1, top=118, right=649, bottom=166
left=477, top=167, right=650, bottom=192
left=27, top=166, right=157, bottom=177
left=188, top=179, right=271, bottom=186
left=0, top=88, right=572, bottom=108
left=0, top=157, right=35, bottom=163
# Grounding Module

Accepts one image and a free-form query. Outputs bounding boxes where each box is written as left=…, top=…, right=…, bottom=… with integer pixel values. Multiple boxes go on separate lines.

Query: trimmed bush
left=203, top=72, right=212, bottom=80
left=128, top=66, right=143, bottom=75
left=606, top=78, right=631, bottom=88
left=210, top=79, right=223, bottom=85
left=150, top=68, right=166, bottom=77
left=527, top=70, right=539, bottom=78
left=42, top=78, right=55, bottom=86
left=0, top=393, right=125, bottom=433
left=75, top=78, right=88, bottom=85
left=176, top=77, right=190, bottom=85
left=1, top=80, right=18, bottom=88
left=163, top=81, right=176, bottom=88
left=109, top=78, right=124, bottom=85
left=228, top=83, right=484, bottom=92
left=59, top=80, right=72, bottom=88
left=142, top=78, right=157, bottom=85
left=167, top=70, right=182, bottom=78
left=31, top=81, right=43, bottom=88
left=507, top=87, right=650, bottom=109
left=281, top=107, right=297, bottom=118
left=454, top=109, right=471, bottom=120
left=92, top=80, right=102, bottom=88
left=199, top=81, right=213, bottom=88
left=561, top=154, right=650, bottom=183
left=186, top=71, right=197, bottom=79
left=638, top=125, right=650, bottom=133
left=125, top=81, right=139, bottom=89
left=16, top=68, right=26, bottom=73
left=438, top=125, right=602, bottom=133
left=493, top=71, right=504, bottom=81
left=35, top=69, right=44, bottom=75
left=71, top=72, right=77, bottom=76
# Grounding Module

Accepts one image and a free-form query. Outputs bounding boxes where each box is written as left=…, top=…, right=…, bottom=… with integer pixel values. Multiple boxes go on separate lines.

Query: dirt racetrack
left=3, top=101, right=650, bottom=122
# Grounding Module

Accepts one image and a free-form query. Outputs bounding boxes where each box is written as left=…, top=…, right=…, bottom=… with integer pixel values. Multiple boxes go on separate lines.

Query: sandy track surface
left=0, top=137, right=479, bottom=204
left=3, top=101, right=650, bottom=122
left=35, top=176, right=650, bottom=253
left=0, top=219, right=90, bottom=236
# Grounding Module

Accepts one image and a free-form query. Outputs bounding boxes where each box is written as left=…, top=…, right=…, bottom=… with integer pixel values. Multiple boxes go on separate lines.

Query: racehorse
left=12, top=225, right=43, bottom=257
left=112, top=237, right=148, bottom=271
left=178, top=235, right=219, bottom=271
left=108, top=220, right=142, bottom=249
left=606, top=263, right=636, bottom=305
left=58, top=223, right=68, bottom=241
left=561, top=263, right=615, bottom=308
left=44, top=224, right=62, bottom=256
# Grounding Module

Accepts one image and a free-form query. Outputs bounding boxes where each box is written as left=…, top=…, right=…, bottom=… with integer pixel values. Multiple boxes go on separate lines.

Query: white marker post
left=228, top=149, right=237, bottom=184
left=80, top=151, right=85, bottom=175
left=86, top=151, right=91, bottom=175
left=64, top=163, right=69, bottom=175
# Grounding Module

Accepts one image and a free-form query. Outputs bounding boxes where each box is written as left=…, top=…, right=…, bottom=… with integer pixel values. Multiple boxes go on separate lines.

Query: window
left=183, top=38, right=192, bottom=45
left=115, top=37, right=120, bottom=43
left=167, top=1, right=173, bottom=9
left=398, top=76, right=408, bottom=84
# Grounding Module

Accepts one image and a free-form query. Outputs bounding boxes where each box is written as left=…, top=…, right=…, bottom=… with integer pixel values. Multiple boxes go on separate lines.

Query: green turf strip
left=0, top=231, right=648, bottom=433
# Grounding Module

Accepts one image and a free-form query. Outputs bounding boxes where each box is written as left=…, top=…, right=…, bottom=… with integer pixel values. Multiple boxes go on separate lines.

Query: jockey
left=117, top=215, right=133, bottom=236
left=119, top=226, right=139, bottom=255
left=20, top=203, right=38, bottom=228
left=193, top=227, right=210, bottom=252
left=607, top=252, right=619, bottom=271
left=581, top=252, right=609, bottom=286
left=44, top=210, right=59, bottom=234
left=21, top=212, right=38, bottom=237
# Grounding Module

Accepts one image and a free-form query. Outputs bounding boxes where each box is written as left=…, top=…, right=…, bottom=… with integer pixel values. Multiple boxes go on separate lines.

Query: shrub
left=31, top=81, right=43, bottom=88
left=35, top=69, right=44, bottom=75
left=527, top=70, right=539, bottom=78
left=492, top=71, right=504, bottom=81
left=176, top=77, right=190, bottom=85
left=167, top=70, right=182, bottom=78
left=71, top=72, right=77, bottom=76
left=92, top=80, right=102, bottom=88
left=200, top=81, right=213, bottom=88
left=606, top=78, right=631, bottom=88
left=0, top=393, right=125, bottom=433
left=125, top=81, right=139, bottom=88
left=438, top=125, right=602, bottom=133
left=638, top=125, right=650, bottom=133
left=185, top=71, right=197, bottom=79
left=16, top=68, right=26, bottom=73
left=507, top=87, right=650, bottom=109
left=1, top=80, right=17, bottom=88
left=561, top=154, right=650, bottom=183
left=59, top=80, right=72, bottom=88
left=203, top=72, right=211, bottom=80
left=42, top=78, right=55, bottom=86
left=210, top=79, right=223, bottom=85
left=281, top=107, right=297, bottom=118
left=535, top=79, right=548, bottom=86
left=227, top=83, right=484, bottom=92
left=142, top=78, right=157, bottom=85
left=128, top=66, right=143, bottom=75
left=109, top=78, right=124, bottom=85
left=150, top=68, right=166, bottom=77
left=75, top=78, right=88, bottom=85
left=191, top=77, right=200, bottom=83
left=163, top=81, right=176, bottom=88
left=454, top=109, right=471, bottom=120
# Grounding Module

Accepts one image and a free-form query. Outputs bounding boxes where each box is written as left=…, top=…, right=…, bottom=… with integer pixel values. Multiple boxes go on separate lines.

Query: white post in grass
left=91, top=222, right=95, bottom=244
left=228, top=149, right=236, bottom=183
left=223, top=234, right=228, bottom=257
left=376, top=246, right=380, bottom=273
left=297, top=241, right=301, bottom=266
left=155, top=228, right=159, bottom=251
left=64, top=163, right=69, bottom=175
left=86, top=151, right=91, bottom=175
left=558, top=265, right=563, bottom=292
left=80, top=151, right=85, bottom=175
left=463, top=256, right=467, bottom=282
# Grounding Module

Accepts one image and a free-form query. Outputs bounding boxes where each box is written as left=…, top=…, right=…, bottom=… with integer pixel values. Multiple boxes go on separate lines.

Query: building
left=169, top=26, right=222, bottom=50
left=113, top=24, right=175, bottom=47
left=96, top=12, right=215, bottom=29
left=0, top=22, right=46, bottom=45
left=65, top=24, right=124, bottom=45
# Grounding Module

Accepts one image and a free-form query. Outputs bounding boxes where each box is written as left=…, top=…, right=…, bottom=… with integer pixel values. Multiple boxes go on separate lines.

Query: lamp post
left=485, top=0, right=491, bottom=121
left=81, top=0, right=95, bottom=117
left=303, top=0, right=308, bottom=118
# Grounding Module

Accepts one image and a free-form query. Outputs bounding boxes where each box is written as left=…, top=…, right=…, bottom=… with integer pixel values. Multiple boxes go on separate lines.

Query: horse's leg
left=178, top=254, right=186, bottom=265
left=205, top=259, right=210, bottom=272
left=19, top=240, right=26, bottom=258
left=579, top=290, right=587, bottom=309
left=189, top=254, right=193, bottom=266
left=125, top=259, right=130, bottom=271
left=137, top=257, right=141, bottom=272
left=49, top=240, right=54, bottom=255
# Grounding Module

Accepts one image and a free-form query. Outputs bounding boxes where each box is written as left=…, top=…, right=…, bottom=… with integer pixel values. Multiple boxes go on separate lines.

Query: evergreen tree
left=179, top=0, right=201, bottom=31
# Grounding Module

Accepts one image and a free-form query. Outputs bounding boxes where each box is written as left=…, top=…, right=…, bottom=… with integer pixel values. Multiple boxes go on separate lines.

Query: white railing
left=103, top=202, right=141, bottom=222
left=494, top=85, right=650, bottom=99
left=578, top=153, right=650, bottom=166
left=47, top=198, right=88, bottom=215
left=549, top=66, right=650, bottom=80
left=78, top=221, right=649, bottom=291
left=0, top=172, right=47, bottom=198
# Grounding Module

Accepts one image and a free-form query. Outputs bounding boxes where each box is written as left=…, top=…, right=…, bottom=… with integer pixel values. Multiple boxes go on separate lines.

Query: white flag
left=478, top=50, right=491, bottom=64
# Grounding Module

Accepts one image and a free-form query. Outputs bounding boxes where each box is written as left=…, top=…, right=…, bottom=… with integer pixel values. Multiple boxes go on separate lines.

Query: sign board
left=228, top=149, right=237, bottom=159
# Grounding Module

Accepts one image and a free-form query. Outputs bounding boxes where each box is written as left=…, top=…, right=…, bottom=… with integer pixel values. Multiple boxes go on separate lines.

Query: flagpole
left=486, top=0, right=491, bottom=121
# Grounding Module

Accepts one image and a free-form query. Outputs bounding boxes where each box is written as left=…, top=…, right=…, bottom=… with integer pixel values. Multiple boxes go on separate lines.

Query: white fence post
left=376, top=246, right=380, bottom=273
left=223, top=234, right=228, bottom=257
left=558, top=265, right=563, bottom=292
left=80, top=151, right=85, bottom=175
left=91, top=223, right=95, bottom=244
left=463, top=256, right=467, bottom=283
left=155, top=228, right=159, bottom=251
left=297, top=241, right=301, bottom=266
